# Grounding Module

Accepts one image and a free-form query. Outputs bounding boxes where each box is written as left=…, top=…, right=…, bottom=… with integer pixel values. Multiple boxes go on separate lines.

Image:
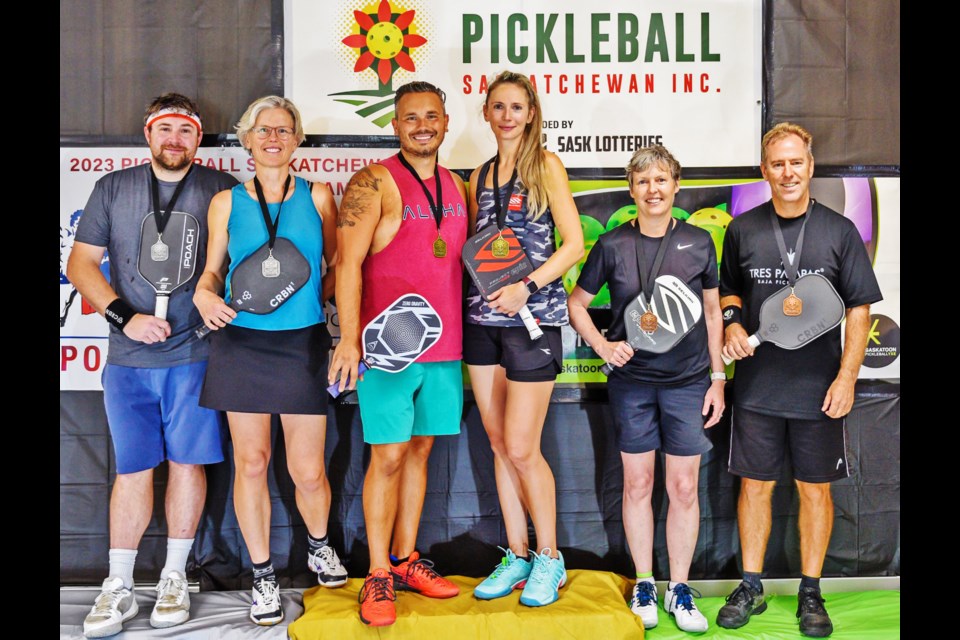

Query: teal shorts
left=357, top=360, right=463, bottom=445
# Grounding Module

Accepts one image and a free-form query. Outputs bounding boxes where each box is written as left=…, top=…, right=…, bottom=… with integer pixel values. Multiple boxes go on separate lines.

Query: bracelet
left=104, top=298, right=136, bottom=330
left=722, top=305, right=742, bottom=328
left=522, top=276, right=539, bottom=295
left=710, top=371, right=727, bottom=381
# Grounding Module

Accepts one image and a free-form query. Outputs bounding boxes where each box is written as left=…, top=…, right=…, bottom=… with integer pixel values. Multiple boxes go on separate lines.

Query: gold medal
left=783, top=290, right=803, bottom=317
left=639, top=310, right=658, bottom=333
left=491, top=233, right=510, bottom=258
left=433, top=235, right=447, bottom=258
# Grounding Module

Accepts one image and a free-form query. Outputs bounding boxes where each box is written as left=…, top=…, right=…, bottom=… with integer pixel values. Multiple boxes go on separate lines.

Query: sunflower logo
left=331, top=0, right=428, bottom=128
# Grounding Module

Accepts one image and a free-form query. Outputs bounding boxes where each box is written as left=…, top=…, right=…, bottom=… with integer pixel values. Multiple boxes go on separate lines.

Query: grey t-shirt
left=75, top=163, right=238, bottom=367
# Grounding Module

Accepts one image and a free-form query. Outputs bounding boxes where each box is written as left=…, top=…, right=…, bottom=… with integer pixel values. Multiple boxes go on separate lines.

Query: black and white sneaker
left=250, top=578, right=284, bottom=626
left=308, top=544, right=348, bottom=587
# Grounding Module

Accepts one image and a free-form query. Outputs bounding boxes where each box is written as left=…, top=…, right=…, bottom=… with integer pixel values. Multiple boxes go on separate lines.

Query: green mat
left=646, top=590, right=899, bottom=639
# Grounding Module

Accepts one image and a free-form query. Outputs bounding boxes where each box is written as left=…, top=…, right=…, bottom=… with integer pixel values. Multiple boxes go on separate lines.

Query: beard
left=153, top=146, right=194, bottom=172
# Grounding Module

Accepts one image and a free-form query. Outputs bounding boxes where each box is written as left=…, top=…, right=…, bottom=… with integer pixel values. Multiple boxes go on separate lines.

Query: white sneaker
left=150, top=570, right=190, bottom=628
left=307, top=544, right=348, bottom=587
left=250, top=578, right=284, bottom=626
left=665, top=582, right=709, bottom=632
left=629, top=580, right=659, bottom=629
left=83, top=577, right=139, bottom=638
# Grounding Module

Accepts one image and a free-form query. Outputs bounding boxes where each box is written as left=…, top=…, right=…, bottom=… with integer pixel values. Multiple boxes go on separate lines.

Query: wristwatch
left=522, top=276, right=539, bottom=295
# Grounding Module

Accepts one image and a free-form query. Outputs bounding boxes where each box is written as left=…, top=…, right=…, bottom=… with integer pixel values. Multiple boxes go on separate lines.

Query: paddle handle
left=722, top=333, right=762, bottom=365
left=154, top=295, right=169, bottom=321
left=328, top=361, right=370, bottom=399
left=600, top=343, right=636, bottom=377
left=518, top=305, right=543, bottom=340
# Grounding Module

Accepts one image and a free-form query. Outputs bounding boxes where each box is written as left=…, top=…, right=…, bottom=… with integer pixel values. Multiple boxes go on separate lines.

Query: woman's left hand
left=486, top=281, right=530, bottom=316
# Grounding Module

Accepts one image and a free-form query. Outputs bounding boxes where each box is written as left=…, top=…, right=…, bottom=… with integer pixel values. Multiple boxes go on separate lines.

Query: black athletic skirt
left=200, top=323, right=332, bottom=415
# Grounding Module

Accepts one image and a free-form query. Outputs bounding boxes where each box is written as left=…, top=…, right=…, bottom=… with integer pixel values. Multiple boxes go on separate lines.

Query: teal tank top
left=225, top=176, right=325, bottom=330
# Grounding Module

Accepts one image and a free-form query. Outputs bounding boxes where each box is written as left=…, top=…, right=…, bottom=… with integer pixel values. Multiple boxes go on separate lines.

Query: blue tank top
left=225, top=176, right=325, bottom=330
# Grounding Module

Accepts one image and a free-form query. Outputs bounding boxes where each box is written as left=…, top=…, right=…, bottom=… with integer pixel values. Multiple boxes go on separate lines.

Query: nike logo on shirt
left=677, top=243, right=693, bottom=250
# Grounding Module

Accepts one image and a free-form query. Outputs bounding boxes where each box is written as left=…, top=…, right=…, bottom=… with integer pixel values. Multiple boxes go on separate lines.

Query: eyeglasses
left=253, top=126, right=295, bottom=140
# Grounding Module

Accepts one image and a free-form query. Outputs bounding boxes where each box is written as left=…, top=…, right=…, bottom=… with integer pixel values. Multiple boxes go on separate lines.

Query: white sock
left=160, top=537, right=194, bottom=580
left=108, top=548, right=138, bottom=589
left=637, top=576, right=655, bottom=584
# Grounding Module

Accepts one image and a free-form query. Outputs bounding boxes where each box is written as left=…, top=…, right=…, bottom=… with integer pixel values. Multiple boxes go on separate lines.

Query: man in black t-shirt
left=716, top=123, right=882, bottom=638
left=570, top=146, right=726, bottom=634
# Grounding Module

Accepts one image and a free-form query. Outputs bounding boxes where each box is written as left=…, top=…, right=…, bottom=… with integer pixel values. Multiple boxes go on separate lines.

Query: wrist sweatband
left=105, top=298, right=136, bottom=330
left=722, top=305, right=742, bottom=328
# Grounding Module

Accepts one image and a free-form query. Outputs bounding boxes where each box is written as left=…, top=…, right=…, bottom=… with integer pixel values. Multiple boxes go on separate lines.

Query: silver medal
left=151, top=236, right=169, bottom=262
left=261, top=251, right=280, bottom=278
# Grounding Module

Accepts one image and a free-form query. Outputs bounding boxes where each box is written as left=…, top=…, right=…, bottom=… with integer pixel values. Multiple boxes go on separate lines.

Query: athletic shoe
left=716, top=581, right=766, bottom=629
left=665, top=583, right=708, bottom=632
left=307, top=544, right=348, bottom=587
left=629, top=580, right=659, bottom=629
left=474, top=547, right=532, bottom=600
left=797, top=587, right=834, bottom=637
left=249, top=578, right=283, bottom=626
left=150, top=570, right=190, bottom=628
left=83, top=577, right=139, bottom=638
left=359, top=569, right=397, bottom=627
left=391, top=551, right=459, bottom=598
left=519, top=549, right=567, bottom=607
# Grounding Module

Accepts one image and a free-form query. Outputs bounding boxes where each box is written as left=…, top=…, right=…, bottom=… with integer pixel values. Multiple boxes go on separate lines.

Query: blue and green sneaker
left=474, top=548, right=532, bottom=600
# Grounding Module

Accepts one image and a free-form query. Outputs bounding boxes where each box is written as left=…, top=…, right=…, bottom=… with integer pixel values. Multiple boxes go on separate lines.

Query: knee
left=406, top=437, right=434, bottom=464
left=666, top=475, right=699, bottom=508
left=370, top=445, right=408, bottom=477
left=487, top=432, right=508, bottom=458
left=288, top=460, right=328, bottom=493
left=623, top=469, right=655, bottom=503
left=504, top=439, right=538, bottom=471
left=740, top=478, right=775, bottom=502
left=796, top=481, right=832, bottom=508
left=234, top=448, right=270, bottom=480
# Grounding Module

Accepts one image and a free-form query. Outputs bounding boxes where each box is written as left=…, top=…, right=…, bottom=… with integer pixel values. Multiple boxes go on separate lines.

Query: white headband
left=146, top=108, right=202, bottom=133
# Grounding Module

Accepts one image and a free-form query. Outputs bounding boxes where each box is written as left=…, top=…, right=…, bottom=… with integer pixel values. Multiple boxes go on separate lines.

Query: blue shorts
left=607, top=375, right=713, bottom=456
left=357, top=361, right=463, bottom=445
left=103, top=362, right=225, bottom=474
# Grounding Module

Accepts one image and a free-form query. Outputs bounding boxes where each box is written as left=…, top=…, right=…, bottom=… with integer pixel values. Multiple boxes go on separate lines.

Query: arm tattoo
left=338, top=167, right=381, bottom=228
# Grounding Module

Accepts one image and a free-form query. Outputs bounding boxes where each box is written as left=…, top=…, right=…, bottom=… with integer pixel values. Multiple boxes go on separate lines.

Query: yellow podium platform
left=290, top=570, right=645, bottom=639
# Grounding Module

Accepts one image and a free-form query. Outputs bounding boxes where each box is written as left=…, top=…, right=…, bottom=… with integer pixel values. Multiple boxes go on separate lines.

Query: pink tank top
left=360, top=154, right=467, bottom=362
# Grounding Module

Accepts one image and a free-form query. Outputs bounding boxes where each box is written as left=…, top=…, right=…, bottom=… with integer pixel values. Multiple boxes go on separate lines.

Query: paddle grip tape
left=105, top=298, right=137, bottom=330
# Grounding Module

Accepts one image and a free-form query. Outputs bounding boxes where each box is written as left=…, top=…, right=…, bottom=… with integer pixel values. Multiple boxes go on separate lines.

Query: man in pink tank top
left=329, top=81, right=468, bottom=627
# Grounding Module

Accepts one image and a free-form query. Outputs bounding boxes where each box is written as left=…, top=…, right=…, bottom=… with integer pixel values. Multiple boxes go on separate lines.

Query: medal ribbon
left=770, top=200, right=813, bottom=288
left=490, top=155, right=519, bottom=231
left=149, top=163, right=193, bottom=238
left=253, top=174, right=292, bottom=253
left=635, top=218, right=676, bottom=305
left=397, top=153, right=444, bottom=237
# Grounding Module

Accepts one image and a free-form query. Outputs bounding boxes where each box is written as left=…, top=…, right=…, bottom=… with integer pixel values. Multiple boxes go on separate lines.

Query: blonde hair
left=235, top=96, right=306, bottom=151
left=485, top=71, right=549, bottom=219
left=761, top=122, right=813, bottom=163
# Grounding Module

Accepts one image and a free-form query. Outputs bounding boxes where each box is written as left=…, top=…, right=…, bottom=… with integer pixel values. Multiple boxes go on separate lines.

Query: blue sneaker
left=519, top=549, right=566, bottom=607
left=474, top=547, right=532, bottom=600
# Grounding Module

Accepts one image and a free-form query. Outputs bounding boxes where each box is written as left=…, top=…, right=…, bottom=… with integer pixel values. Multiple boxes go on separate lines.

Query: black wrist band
left=722, top=305, right=742, bottom=328
left=105, top=298, right=136, bottom=330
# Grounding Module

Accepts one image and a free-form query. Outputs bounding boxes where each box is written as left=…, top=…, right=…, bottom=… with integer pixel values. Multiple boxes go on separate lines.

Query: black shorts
left=200, top=322, right=332, bottom=415
left=728, top=406, right=849, bottom=483
left=463, top=323, right=562, bottom=382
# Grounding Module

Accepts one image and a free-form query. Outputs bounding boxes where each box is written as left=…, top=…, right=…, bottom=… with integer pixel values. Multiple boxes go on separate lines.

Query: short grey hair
left=625, top=145, right=681, bottom=184
left=235, top=96, right=306, bottom=150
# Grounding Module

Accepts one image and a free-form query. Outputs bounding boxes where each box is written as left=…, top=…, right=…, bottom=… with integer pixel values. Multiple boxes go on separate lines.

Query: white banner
left=286, top=0, right=763, bottom=169
left=59, top=147, right=393, bottom=390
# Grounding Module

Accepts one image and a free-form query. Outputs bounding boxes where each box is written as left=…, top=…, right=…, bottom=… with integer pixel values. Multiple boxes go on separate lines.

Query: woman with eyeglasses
left=194, top=96, right=346, bottom=626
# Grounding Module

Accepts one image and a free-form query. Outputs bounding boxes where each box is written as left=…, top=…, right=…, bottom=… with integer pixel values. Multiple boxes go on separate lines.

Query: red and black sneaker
left=390, top=551, right=460, bottom=598
left=358, top=569, right=396, bottom=627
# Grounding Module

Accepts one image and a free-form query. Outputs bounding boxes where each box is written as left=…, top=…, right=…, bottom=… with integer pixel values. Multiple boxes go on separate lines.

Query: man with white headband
left=68, top=93, right=238, bottom=637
